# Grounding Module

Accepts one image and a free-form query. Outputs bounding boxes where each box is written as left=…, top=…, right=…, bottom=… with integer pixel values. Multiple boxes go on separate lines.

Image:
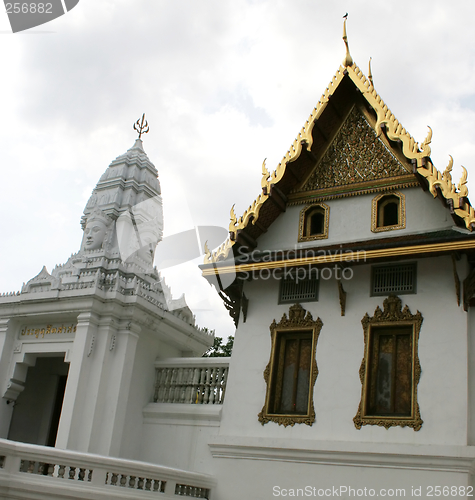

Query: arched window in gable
left=371, top=192, right=405, bottom=232
left=298, top=203, right=329, bottom=242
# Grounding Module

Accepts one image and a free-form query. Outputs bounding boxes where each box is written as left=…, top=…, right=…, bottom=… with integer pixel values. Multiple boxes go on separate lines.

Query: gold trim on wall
left=371, top=192, right=406, bottom=233
left=298, top=203, right=330, bottom=242
left=258, top=304, right=323, bottom=427
left=353, top=295, right=423, bottom=431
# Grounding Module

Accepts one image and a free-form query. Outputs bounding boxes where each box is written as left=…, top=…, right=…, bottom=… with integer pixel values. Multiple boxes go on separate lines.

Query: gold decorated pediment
left=290, top=106, right=416, bottom=202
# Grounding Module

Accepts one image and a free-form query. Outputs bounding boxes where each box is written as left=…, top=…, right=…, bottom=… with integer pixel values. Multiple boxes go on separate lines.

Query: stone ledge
left=143, top=403, right=222, bottom=427
left=209, top=436, right=475, bottom=473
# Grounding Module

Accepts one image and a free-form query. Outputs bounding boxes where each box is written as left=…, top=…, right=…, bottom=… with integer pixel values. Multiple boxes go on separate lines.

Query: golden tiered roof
left=205, top=22, right=475, bottom=264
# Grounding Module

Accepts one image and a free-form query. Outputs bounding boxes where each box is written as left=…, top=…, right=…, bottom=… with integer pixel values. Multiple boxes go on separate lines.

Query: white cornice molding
left=209, top=436, right=475, bottom=473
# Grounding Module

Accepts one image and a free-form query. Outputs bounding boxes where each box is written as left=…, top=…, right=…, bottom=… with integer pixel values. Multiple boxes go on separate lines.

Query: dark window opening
left=377, top=195, right=399, bottom=227
left=304, top=207, right=326, bottom=237
left=268, top=331, right=312, bottom=415
left=366, top=326, right=413, bottom=417
left=8, top=357, right=69, bottom=447
left=309, top=212, right=324, bottom=235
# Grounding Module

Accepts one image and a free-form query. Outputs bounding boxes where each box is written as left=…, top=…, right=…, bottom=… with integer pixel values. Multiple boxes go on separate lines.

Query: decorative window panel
left=371, top=263, right=417, bottom=296
left=258, top=304, right=322, bottom=427
left=354, top=295, right=423, bottom=431
left=279, top=277, right=318, bottom=304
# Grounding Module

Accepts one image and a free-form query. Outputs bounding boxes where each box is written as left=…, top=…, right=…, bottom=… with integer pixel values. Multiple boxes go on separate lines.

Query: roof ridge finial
left=133, top=113, right=149, bottom=140
left=342, top=15, right=353, bottom=68
left=368, top=57, right=373, bottom=86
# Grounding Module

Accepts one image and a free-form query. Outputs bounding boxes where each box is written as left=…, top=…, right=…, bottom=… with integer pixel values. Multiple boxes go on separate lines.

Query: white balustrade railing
left=0, top=438, right=215, bottom=499
left=154, top=358, right=230, bottom=405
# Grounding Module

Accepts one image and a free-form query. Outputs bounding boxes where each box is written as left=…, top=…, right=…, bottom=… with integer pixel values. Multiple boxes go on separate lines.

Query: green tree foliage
left=202, top=336, right=234, bottom=357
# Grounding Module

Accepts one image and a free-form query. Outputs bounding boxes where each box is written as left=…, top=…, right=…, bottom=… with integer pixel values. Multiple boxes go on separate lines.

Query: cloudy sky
left=1, top=0, right=475, bottom=339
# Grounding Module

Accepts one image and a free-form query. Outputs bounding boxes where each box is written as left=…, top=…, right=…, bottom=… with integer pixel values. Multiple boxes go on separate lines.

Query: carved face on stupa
left=83, top=219, right=108, bottom=250
left=81, top=207, right=113, bottom=251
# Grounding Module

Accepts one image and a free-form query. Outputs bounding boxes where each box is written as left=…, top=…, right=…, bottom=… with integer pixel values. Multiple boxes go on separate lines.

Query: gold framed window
left=354, top=295, right=423, bottom=431
left=258, top=304, right=322, bottom=427
left=298, top=203, right=329, bottom=242
left=371, top=192, right=406, bottom=232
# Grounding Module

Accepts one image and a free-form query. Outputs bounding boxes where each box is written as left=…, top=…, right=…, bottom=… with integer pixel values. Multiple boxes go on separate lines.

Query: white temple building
left=2, top=27, right=475, bottom=499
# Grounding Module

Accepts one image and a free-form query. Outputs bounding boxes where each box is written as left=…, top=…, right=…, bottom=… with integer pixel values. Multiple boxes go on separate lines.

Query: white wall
left=218, top=255, right=468, bottom=447
left=119, top=330, right=184, bottom=461
left=257, top=188, right=455, bottom=252
left=208, top=442, right=472, bottom=500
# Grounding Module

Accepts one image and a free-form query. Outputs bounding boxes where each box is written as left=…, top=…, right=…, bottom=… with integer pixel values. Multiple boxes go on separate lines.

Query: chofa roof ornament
left=342, top=16, right=353, bottom=68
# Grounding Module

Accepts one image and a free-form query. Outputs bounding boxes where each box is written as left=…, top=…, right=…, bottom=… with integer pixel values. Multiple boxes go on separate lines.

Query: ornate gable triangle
left=290, top=106, right=417, bottom=202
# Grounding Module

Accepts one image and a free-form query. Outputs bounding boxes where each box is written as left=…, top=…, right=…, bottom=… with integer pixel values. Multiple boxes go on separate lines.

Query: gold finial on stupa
left=342, top=16, right=353, bottom=68
left=368, top=57, right=373, bottom=86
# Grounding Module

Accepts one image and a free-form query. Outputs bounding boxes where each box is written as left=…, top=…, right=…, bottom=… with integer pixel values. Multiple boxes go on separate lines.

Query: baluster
left=198, top=368, right=206, bottom=404
left=216, top=366, right=223, bottom=403
left=179, top=367, right=187, bottom=402
left=105, top=472, right=110, bottom=484
left=111, top=473, right=118, bottom=486
left=191, top=367, right=201, bottom=404
left=129, top=476, right=136, bottom=488
left=68, top=467, right=76, bottom=480
left=221, top=367, right=229, bottom=403
left=162, top=368, right=171, bottom=402
left=214, top=367, right=223, bottom=403
left=47, top=463, right=54, bottom=476
left=153, top=368, right=163, bottom=403
left=38, top=462, right=45, bottom=475
left=208, top=368, right=216, bottom=404
left=152, top=479, right=160, bottom=492
left=88, top=469, right=93, bottom=482
left=168, top=368, right=178, bottom=403
left=78, top=468, right=85, bottom=481
left=203, top=367, right=212, bottom=404
left=120, top=474, right=127, bottom=487
left=157, top=368, right=168, bottom=402
left=159, top=369, right=167, bottom=403
left=145, top=478, right=152, bottom=491
left=215, top=367, right=221, bottom=403
left=137, top=477, right=144, bottom=489
left=174, top=368, right=183, bottom=403
left=183, top=368, right=192, bottom=403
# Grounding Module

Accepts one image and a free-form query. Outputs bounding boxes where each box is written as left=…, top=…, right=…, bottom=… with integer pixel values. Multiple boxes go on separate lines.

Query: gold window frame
left=371, top=192, right=406, bottom=233
left=298, top=203, right=330, bottom=242
left=258, top=304, right=322, bottom=427
left=354, top=295, right=423, bottom=431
